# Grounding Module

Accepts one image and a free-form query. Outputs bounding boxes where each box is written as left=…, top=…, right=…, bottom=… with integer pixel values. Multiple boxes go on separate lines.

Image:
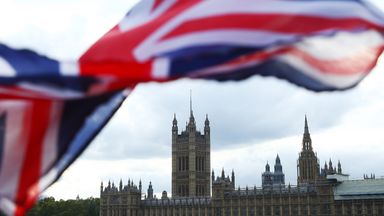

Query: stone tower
left=171, top=95, right=211, bottom=197
left=273, top=154, right=285, bottom=186
left=297, top=116, right=320, bottom=185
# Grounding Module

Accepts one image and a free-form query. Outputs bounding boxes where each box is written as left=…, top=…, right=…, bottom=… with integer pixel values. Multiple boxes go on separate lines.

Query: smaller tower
left=231, top=169, right=235, bottom=188
left=273, top=154, right=285, bottom=186
left=337, top=160, right=342, bottom=174
left=212, top=170, right=215, bottom=183
left=262, top=162, right=273, bottom=189
left=100, top=181, right=103, bottom=192
left=119, top=179, right=123, bottom=191
left=172, top=114, right=178, bottom=134
left=205, top=114, right=210, bottom=135
left=139, top=179, right=142, bottom=193
left=147, top=182, right=154, bottom=199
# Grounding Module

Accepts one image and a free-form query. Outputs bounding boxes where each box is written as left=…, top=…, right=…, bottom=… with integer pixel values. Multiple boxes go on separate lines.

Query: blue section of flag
left=203, top=60, right=343, bottom=92
left=48, top=91, right=127, bottom=180
left=0, top=44, right=99, bottom=93
left=0, top=44, right=60, bottom=77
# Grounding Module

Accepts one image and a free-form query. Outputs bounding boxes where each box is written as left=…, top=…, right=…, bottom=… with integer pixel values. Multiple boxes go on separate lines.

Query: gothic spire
left=265, top=162, right=270, bottom=172
left=187, top=90, right=196, bottom=129
left=173, top=113, right=177, bottom=124
left=189, top=89, right=193, bottom=117
left=276, top=154, right=281, bottom=164
left=302, top=115, right=312, bottom=151
left=337, top=160, right=342, bottom=174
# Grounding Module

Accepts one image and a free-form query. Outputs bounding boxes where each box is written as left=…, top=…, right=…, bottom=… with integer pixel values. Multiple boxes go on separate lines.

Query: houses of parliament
left=100, top=103, right=384, bottom=216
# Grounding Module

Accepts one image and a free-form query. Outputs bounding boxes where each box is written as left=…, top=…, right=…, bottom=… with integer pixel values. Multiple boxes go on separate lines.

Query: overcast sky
left=1, top=0, right=384, bottom=200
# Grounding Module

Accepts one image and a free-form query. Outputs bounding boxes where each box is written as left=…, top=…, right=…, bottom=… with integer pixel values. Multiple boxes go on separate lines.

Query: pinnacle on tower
left=302, top=115, right=312, bottom=151
left=304, top=115, right=309, bottom=134
left=265, top=162, right=270, bottom=172
left=337, top=160, right=342, bottom=174
left=190, top=89, right=193, bottom=116
left=276, top=154, right=281, bottom=164
left=231, top=169, right=235, bottom=187
left=187, top=90, right=196, bottom=129
left=173, top=113, right=177, bottom=124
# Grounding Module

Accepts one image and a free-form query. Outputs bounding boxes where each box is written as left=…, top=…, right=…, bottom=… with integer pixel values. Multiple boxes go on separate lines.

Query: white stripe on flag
left=59, top=61, right=79, bottom=76
left=0, top=101, right=31, bottom=213
left=184, top=0, right=384, bottom=25
left=278, top=54, right=367, bottom=89
left=133, top=0, right=384, bottom=61
left=294, top=30, right=384, bottom=60
left=136, top=30, right=298, bottom=62
left=0, top=57, right=16, bottom=77
left=152, top=57, right=170, bottom=79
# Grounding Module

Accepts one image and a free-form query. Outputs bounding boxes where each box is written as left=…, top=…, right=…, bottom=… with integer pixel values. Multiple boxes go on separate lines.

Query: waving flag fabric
left=81, top=0, right=384, bottom=91
left=0, top=0, right=384, bottom=215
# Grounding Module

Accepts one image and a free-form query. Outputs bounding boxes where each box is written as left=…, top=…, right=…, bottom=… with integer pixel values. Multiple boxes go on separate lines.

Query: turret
left=262, top=162, right=273, bottom=188
left=100, top=181, right=103, bottom=192
left=337, top=160, right=342, bottom=174
left=231, top=169, right=235, bottom=188
left=265, top=162, right=270, bottom=172
left=119, top=179, right=123, bottom=191
left=204, top=114, right=210, bottom=135
left=221, top=168, right=225, bottom=178
left=212, top=170, right=215, bottom=183
left=139, top=179, right=142, bottom=193
left=273, top=154, right=285, bottom=186
left=172, top=114, right=178, bottom=134
left=329, top=159, right=333, bottom=172
left=274, top=154, right=282, bottom=172
left=147, top=181, right=154, bottom=199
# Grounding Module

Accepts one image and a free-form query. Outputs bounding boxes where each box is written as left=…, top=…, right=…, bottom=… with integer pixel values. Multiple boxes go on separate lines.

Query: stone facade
left=171, top=98, right=211, bottom=197
left=100, top=113, right=384, bottom=216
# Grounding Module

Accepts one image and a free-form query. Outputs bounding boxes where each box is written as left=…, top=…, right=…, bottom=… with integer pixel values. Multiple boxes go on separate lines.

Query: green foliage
left=24, top=197, right=99, bottom=216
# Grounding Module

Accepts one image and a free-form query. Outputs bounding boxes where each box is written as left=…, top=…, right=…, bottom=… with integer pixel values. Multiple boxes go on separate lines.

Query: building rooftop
left=334, top=178, right=384, bottom=200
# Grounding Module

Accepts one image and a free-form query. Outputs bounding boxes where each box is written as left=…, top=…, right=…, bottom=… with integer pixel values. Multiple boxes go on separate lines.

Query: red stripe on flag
left=286, top=45, right=384, bottom=75
left=161, top=14, right=384, bottom=41
left=151, top=0, right=163, bottom=12
left=14, top=100, right=53, bottom=216
left=80, top=1, right=201, bottom=78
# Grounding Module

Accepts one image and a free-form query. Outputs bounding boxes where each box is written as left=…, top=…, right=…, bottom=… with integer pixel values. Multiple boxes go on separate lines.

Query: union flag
left=0, top=0, right=383, bottom=215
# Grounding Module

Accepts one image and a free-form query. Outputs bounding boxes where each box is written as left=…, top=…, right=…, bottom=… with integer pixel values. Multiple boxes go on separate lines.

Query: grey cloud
left=83, top=75, right=367, bottom=161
